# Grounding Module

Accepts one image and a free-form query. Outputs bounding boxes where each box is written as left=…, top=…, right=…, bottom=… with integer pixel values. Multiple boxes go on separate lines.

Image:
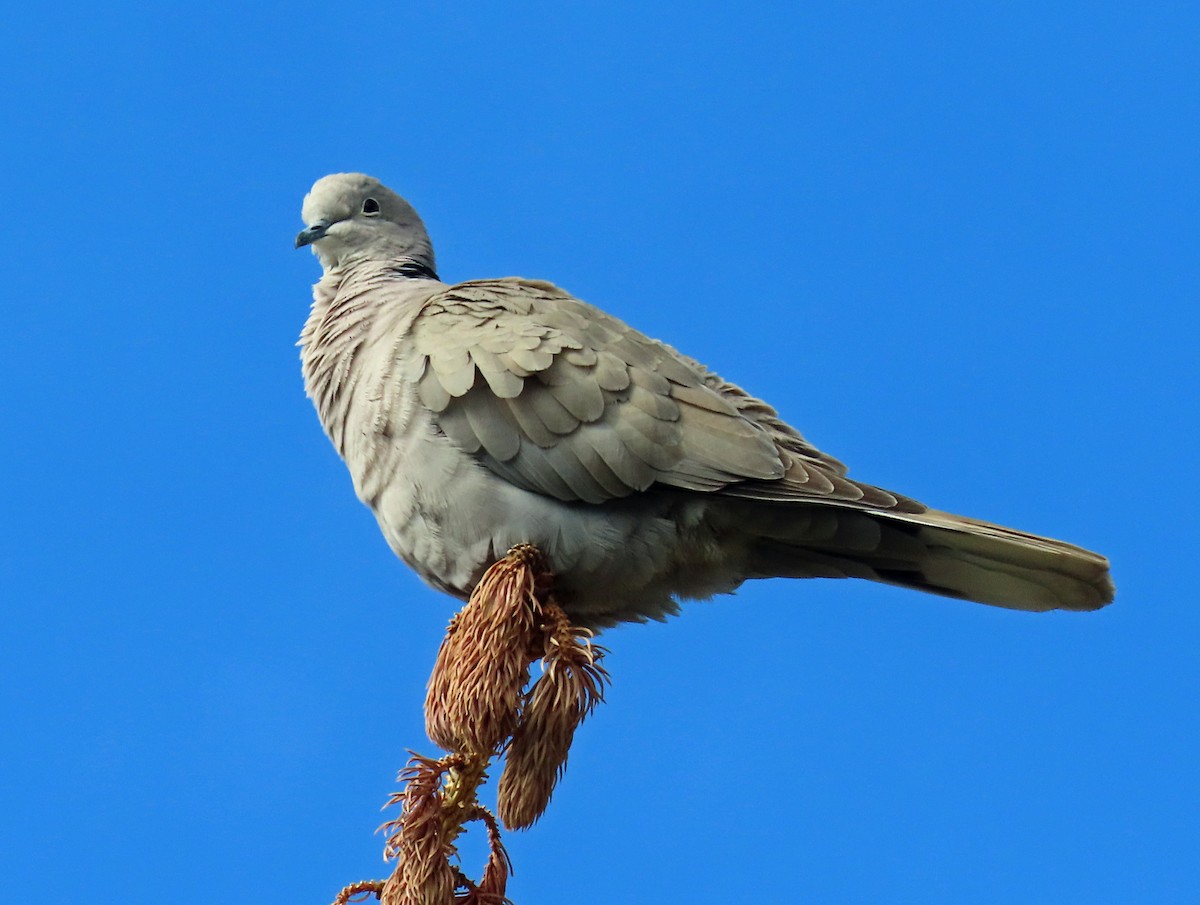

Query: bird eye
left=362, top=198, right=381, bottom=215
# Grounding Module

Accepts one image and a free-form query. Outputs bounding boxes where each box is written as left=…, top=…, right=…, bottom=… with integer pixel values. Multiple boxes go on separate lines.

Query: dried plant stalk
left=438, top=755, right=490, bottom=848
left=331, top=879, right=384, bottom=904
left=425, top=545, right=547, bottom=754
left=475, top=806, right=513, bottom=903
left=336, top=546, right=602, bottom=905
left=497, top=601, right=610, bottom=829
left=447, top=806, right=513, bottom=905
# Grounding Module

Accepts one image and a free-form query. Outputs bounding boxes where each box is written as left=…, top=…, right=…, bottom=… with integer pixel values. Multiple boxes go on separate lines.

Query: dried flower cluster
left=425, top=546, right=545, bottom=755
left=498, top=603, right=609, bottom=829
left=331, top=545, right=609, bottom=905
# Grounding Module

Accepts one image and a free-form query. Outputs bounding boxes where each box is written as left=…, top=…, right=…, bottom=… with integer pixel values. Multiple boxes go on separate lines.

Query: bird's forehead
left=301, top=173, right=383, bottom=222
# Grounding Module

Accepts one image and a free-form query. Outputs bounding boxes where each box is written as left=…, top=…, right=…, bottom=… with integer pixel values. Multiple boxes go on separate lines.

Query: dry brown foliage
left=331, top=545, right=603, bottom=905
left=425, top=545, right=545, bottom=755
left=498, top=603, right=609, bottom=829
left=331, top=879, right=385, bottom=904
left=380, top=755, right=458, bottom=905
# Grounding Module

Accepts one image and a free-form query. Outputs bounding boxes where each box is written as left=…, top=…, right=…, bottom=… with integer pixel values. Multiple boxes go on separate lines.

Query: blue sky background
left=4, top=2, right=1197, bottom=903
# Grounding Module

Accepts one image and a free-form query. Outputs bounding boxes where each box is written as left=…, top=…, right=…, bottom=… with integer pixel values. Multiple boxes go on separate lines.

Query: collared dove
left=295, top=173, right=1114, bottom=628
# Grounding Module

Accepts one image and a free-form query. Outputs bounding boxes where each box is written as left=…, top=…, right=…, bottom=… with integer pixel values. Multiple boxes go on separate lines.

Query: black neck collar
left=395, top=261, right=440, bottom=281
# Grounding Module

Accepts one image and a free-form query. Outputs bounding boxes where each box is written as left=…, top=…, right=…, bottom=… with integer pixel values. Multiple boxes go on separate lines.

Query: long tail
left=740, top=504, right=1114, bottom=612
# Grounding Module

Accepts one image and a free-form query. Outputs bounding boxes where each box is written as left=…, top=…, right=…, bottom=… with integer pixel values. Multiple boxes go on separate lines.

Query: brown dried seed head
left=496, top=675, right=578, bottom=830
left=379, top=755, right=457, bottom=905
left=381, top=855, right=456, bottom=905
left=425, top=548, right=548, bottom=754
left=497, top=605, right=609, bottom=830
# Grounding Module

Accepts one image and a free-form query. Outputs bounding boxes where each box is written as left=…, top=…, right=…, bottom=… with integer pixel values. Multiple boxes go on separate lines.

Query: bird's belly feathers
left=355, top=412, right=742, bottom=627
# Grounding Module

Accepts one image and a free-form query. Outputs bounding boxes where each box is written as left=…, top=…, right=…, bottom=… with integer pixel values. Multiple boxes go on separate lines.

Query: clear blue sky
left=4, top=3, right=1196, bottom=903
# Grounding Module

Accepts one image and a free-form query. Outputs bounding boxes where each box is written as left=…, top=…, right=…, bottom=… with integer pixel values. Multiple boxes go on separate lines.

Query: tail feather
left=740, top=504, right=1114, bottom=612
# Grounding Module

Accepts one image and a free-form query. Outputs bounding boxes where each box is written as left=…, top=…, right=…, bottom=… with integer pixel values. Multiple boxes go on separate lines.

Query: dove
left=296, top=173, right=1113, bottom=628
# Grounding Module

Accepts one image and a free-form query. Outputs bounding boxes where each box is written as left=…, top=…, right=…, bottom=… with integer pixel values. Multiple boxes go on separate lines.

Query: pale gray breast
left=300, top=265, right=445, bottom=506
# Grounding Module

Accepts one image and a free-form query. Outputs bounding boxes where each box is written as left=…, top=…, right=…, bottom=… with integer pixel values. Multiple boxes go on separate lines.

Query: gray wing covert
left=411, top=279, right=786, bottom=504
left=411, top=278, right=918, bottom=512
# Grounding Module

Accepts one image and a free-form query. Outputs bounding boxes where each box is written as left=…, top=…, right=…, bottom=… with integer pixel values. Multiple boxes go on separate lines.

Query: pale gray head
left=295, top=173, right=437, bottom=275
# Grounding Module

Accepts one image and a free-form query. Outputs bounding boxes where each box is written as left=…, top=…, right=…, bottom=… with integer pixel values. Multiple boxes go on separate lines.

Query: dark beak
left=295, top=219, right=332, bottom=249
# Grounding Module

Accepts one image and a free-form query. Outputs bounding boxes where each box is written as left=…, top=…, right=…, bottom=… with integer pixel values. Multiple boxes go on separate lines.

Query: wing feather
left=409, top=278, right=914, bottom=512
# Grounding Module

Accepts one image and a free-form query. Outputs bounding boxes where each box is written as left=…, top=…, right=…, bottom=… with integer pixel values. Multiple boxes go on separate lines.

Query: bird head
left=295, top=173, right=436, bottom=273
